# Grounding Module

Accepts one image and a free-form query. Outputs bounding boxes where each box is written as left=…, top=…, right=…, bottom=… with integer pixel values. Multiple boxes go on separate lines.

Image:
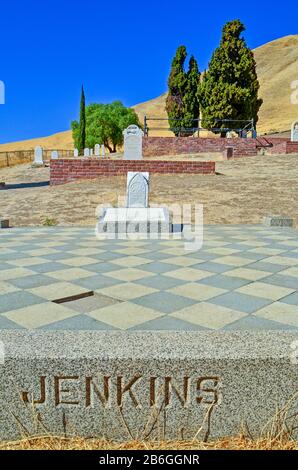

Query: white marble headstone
left=34, top=146, right=43, bottom=165
left=74, top=148, right=79, bottom=157
left=90, top=148, right=93, bottom=156
left=291, top=120, right=298, bottom=142
left=126, top=172, right=149, bottom=208
left=123, top=125, right=143, bottom=160
left=95, top=144, right=100, bottom=156
left=84, top=148, right=90, bottom=157
left=101, top=145, right=105, bottom=157
left=51, top=150, right=59, bottom=159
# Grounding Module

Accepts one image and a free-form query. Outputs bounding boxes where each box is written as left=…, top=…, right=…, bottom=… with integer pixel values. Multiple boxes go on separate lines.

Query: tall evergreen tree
left=78, top=85, right=86, bottom=153
left=166, top=46, right=187, bottom=136
left=182, top=55, right=200, bottom=133
left=199, top=20, right=262, bottom=136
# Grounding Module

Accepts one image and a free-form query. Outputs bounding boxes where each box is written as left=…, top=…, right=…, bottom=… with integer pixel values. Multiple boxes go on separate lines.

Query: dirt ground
left=0, top=153, right=297, bottom=227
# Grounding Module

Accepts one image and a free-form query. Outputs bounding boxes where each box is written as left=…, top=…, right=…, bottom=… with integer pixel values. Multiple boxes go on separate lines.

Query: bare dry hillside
left=0, top=35, right=297, bottom=150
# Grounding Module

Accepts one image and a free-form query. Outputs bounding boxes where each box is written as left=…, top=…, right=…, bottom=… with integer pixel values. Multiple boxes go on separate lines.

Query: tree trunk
left=105, top=142, right=113, bottom=153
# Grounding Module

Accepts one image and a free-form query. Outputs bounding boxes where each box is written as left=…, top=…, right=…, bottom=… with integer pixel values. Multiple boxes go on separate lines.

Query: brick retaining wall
left=270, top=141, right=298, bottom=154
left=50, top=159, right=216, bottom=185
left=142, top=137, right=258, bottom=157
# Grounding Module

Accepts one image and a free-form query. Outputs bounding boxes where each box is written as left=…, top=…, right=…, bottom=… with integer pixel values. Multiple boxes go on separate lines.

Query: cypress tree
left=166, top=46, right=187, bottom=136
left=182, top=55, right=200, bottom=134
left=78, top=85, right=86, bottom=153
left=199, top=20, right=262, bottom=136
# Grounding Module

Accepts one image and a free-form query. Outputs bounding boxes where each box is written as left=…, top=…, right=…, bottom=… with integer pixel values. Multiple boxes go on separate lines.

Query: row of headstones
left=33, top=144, right=106, bottom=165
left=76, top=144, right=106, bottom=158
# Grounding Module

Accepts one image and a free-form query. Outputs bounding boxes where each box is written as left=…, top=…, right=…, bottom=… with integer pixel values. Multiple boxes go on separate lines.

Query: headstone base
left=263, top=215, right=294, bottom=227
left=97, top=207, right=172, bottom=238
left=0, top=330, right=297, bottom=441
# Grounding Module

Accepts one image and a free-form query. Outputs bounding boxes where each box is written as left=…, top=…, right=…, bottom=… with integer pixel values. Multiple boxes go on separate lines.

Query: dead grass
left=0, top=435, right=296, bottom=450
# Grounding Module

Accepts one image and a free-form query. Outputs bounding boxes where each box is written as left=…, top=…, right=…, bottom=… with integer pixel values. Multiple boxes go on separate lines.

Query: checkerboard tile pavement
left=0, top=225, right=297, bottom=331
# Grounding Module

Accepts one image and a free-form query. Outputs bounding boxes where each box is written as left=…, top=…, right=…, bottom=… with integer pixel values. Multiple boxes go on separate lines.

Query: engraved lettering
left=86, top=376, right=110, bottom=407
left=54, top=376, right=80, bottom=406
left=164, top=376, right=190, bottom=407
left=149, top=377, right=157, bottom=406
left=22, top=376, right=46, bottom=404
left=117, top=376, right=142, bottom=407
left=196, top=376, right=219, bottom=405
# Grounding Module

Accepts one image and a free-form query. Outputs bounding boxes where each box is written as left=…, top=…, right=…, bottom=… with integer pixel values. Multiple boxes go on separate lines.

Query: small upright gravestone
left=101, top=145, right=105, bottom=157
left=90, top=149, right=93, bottom=156
left=33, top=146, right=43, bottom=165
left=127, top=172, right=149, bottom=208
left=123, top=125, right=143, bottom=160
left=84, top=148, right=90, bottom=157
left=51, top=151, right=59, bottom=159
left=74, top=148, right=79, bottom=157
left=94, top=144, right=100, bottom=156
left=291, top=120, right=298, bottom=142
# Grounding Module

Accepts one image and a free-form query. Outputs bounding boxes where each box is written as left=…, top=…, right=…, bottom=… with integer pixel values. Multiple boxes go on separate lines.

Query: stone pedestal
left=97, top=207, right=172, bottom=238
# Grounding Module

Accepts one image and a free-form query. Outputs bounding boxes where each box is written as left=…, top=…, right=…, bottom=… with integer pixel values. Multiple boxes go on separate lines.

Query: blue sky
left=0, top=0, right=296, bottom=143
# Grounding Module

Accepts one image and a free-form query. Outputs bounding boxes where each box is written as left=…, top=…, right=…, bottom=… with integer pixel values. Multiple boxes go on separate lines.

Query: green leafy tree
left=166, top=46, right=187, bottom=136
left=77, top=86, right=86, bottom=153
left=72, top=101, right=140, bottom=153
left=199, top=20, right=262, bottom=136
left=181, top=55, right=200, bottom=133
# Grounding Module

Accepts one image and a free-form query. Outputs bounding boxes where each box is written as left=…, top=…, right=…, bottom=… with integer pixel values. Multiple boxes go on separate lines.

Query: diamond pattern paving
left=0, top=225, right=297, bottom=331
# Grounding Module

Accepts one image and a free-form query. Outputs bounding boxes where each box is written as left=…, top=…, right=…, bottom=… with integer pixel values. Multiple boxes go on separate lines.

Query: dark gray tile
left=29, top=262, right=69, bottom=273
left=40, top=314, right=117, bottom=330
left=130, top=315, right=209, bottom=331
left=138, top=262, right=178, bottom=274
left=261, top=274, right=298, bottom=290
left=198, top=274, right=251, bottom=290
left=133, top=291, right=196, bottom=313
left=135, top=275, right=187, bottom=290
left=192, top=262, right=232, bottom=273
left=245, top=261, right=285, bottom=273
left=73, top=274, right=122, bottom=290
left=209, top=292, right=272, bottom=313
left=223, top=315, right=298, bottom=331
left=280, top=292, right=298, bottom=306
left=0, top=315, right=25, bottom=329
left=0, top=291, right=45, bottom=313
left=9, top=275, right=58, bottom=289
left=84, top=262, right=120, bottom=273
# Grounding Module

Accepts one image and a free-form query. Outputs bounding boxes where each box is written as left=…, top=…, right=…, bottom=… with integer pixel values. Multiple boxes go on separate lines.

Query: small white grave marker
left=291, top=120, right=298, bottom=142
left=95, top=144, right=100, bottom=156
left=127, top=172, right=149, bottom=208
left=34, top=146, right=43, bottom=165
